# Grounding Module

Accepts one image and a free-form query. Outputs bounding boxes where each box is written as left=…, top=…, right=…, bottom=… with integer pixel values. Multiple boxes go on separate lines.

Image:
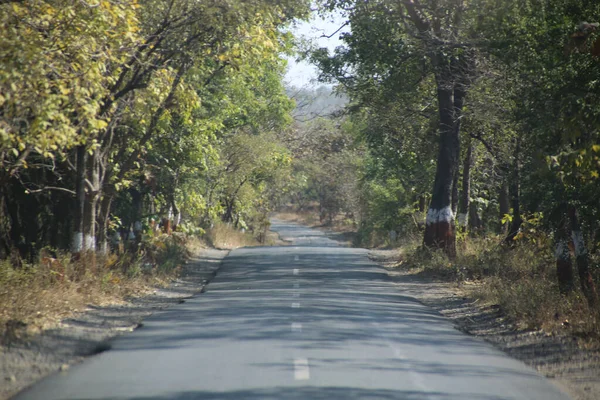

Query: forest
left=2, top=0, right=600, bottom=336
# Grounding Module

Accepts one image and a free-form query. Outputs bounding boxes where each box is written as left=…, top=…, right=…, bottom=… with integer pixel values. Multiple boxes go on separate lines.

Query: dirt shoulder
left=0, top=248, right=228, bottom=400
left=369, top=249, right=600, bottom=400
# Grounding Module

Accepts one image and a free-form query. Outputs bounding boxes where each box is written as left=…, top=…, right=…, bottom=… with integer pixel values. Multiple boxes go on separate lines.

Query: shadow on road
left=124, top=387, right=509, bottom=400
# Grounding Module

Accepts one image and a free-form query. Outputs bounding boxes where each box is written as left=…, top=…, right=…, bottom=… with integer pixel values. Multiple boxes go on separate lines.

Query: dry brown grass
left=399, top=235, right=600, bottom=339
left=205, top=222, right=260, bottom=249
left=0, top=258, right=161, bottom=342
left=0, top=235, right=191, bottom=343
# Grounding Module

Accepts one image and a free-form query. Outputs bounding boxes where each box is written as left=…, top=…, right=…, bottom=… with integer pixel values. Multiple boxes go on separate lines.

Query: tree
left=313, top=0, right=481, bottom=255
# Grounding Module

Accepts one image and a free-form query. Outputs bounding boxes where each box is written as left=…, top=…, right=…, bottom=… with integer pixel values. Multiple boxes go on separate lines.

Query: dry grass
left=399, top=235, right=600, bottom=338
left=0, top=235, right=190, bottom=343
left=205, top=222, right=261, bottom=249
left=273, top=210, right=320, bottom=227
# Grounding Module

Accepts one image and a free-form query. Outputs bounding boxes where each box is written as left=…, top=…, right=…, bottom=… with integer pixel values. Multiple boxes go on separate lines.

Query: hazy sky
left=285, top=12, right=349, bottom=88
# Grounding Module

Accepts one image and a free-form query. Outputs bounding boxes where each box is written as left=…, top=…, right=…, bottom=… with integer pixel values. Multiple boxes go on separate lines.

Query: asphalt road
left=14, top=220, right=572, bottom=400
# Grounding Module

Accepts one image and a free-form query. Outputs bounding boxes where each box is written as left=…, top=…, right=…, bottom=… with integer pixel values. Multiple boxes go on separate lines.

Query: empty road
left=14, top=220, right=571, bottom=400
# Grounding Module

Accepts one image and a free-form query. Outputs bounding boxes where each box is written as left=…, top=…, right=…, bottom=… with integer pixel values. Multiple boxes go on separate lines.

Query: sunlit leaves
left=0, top=0, right=140, bottom=163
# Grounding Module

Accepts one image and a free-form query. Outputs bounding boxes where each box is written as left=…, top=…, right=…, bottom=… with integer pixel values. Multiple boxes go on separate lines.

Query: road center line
left=291, top=323, right=302, bottom=332
left=291, top=302, right=300, bottom=308
left=294, top=358, right=310, bottom=380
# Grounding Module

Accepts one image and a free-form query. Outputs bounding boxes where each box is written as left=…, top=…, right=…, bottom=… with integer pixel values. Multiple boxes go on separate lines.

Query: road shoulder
left=369, top=249, right=600, bottom=400
left=0, top=248, right=228, bottom=400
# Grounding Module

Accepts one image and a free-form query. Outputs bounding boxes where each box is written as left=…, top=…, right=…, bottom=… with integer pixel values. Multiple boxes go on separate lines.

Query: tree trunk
left=223, top=199, right=234, bottom=224
left=423, top=79, right=463, bottom=257
left=98, top=193, right=114, bottom=255
left=82, top=150, right=101, bottom=271
left=499, top=177, right=510, bottom=234
left=72, top=145, right=86, bottom=253
left=458, top=139, right=473, bottom=230
left=418, top=195, right=427, bottom=213
left=568, top=205, right=598, bottom=307
left=468, top=201, right=482, bottom=232
left=505, top=139, right=522, bottom=244
left=555, top=205, right=575, bottom=294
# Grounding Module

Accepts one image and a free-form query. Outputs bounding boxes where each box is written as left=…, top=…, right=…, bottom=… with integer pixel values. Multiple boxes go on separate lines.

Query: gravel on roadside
left=0, top=248, right=228, bottom=400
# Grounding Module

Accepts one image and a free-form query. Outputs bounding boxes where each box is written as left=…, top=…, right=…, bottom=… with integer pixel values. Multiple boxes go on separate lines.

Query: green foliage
left=0, top=0, right=139, bottom=161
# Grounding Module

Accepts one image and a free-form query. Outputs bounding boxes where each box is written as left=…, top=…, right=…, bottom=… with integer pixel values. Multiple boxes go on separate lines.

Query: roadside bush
left=400, top=235, right=600, bottom=336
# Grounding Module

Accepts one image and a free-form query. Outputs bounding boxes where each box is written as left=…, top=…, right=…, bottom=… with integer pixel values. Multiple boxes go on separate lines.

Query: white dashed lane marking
left=293, top=268, right=299, bottom=275
left=294, top=358, right=310, bottom=380
left=291, top=303, right=300, bottom=308
left=291, top=323, right=302, bottom=332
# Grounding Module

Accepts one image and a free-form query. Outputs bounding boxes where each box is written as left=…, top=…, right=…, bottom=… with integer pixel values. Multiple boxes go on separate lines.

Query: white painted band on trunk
left=571, top=230, right=587, bottom=256
left=84, top=235, right=96, bottom=251
left=71, top=232, right=83, bottom=252
left=426, top=206, right=454, bottom=225
left=457, top=213, right=468, bottom=227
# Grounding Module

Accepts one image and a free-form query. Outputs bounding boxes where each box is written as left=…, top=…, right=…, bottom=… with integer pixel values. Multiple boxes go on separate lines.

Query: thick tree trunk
left=458, top=140, right=473, bottom=230
left=424, top=80, right=463, bottom=257
left=568, top=205, right=598, bottom=307
left=555, top=212, right=575, bottom=294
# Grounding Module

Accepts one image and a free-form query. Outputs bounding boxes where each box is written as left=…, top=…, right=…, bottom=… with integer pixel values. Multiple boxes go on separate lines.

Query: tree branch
left=24, top=186, right=76, bottom=196
left=321, top=22, right=350, bottom=39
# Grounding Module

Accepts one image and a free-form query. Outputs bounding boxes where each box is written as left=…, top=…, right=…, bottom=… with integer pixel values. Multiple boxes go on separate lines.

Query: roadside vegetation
left=0, top=0, right=311, bottom=341
left=279, top=1, right=600, bottom=339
